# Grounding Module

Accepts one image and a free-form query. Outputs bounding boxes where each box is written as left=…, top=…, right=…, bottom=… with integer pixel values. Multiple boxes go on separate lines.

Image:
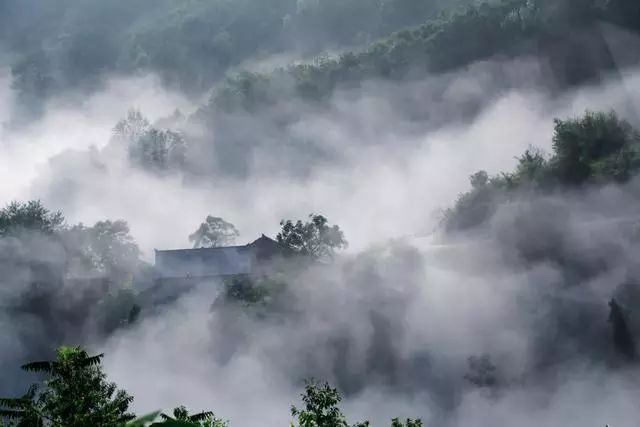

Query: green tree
left=0, top=200, right=65, bottom=236
left=0, top=385, right=44, bottom=427
left=444, top=111, right=640, bottom=231
left=64, top=220, right=141, bottom=278
left=189, top=216, right=240, bottom=248
left=277, top=214, right=347, bottom=259
left=550, top=111, right=640, bottom=185
left=0, top=346, right=135, bottom=427
left=291, top=380, right=368, bottom=427
left=390, top=418, right=422, bottom=427
left=114, top=110, right=187, bottom=172
left=291, top=380, right=418, bottom=427
left=159, top=406, right=228, bottom=427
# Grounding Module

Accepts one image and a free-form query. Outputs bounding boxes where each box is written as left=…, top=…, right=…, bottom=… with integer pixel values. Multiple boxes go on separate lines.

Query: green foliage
left=114, top=110, right=187, bottom=173
left=0, top=346, right=135, bottom=427
left=291, top=379, right=367, bottom=427
left=277, top=214, right=347, bottom=259
left=158, top=406, right=228, bottom=427
left=0, top=385, right=44, bottom=427
left=4, top=0, right=473, bottom=107
left=218, top=275, right=290, bottom=319
left=197, top=0, right=539, bottom=114
left=189, top=216, right=240, bottom=249
left=223, top=276, right=274, bottom=306
left=445, top=111, right=640, bottom=230
left=390, top=418, right=422, bottom=427
left=63, top=220, right=141, bottom=277
left=126, top=411, right=162, bottom=426
left=1, top=350, right=422, bottom=427
left=290, top=380, right=419, bottom=427
left=0, top=200, right=65, bottom=236
left=550, top=111, right=640, bottom=185
left=126, top=409, right=227, bottom=427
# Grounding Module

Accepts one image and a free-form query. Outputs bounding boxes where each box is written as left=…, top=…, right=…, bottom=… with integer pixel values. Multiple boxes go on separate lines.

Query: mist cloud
left=2, top=50, right=640, bottom=426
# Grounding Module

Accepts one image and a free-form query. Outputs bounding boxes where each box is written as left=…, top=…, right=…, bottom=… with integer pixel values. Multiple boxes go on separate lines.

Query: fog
left=2, top=23, right=640, bottom=427
left=2, top=59, right=639, bottom=256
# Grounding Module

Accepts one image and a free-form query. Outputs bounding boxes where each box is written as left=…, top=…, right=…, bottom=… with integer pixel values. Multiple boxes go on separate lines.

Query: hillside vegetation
left=2, top=0, right=640, bottom=424
left=1, top=0, right=473, bottom=111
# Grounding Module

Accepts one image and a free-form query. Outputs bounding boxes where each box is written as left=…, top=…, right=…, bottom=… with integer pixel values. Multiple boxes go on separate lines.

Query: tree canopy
left=1, top=349, right=420, bottom=427
left=444, top=110, right=640, bottom=231
left=0, top=201, right=65, bottom=236
left=188, top=216, right=240, bottom=249
left=0, top=346, right=134, bottom=427
left=277, top=214, right=347, bottom=259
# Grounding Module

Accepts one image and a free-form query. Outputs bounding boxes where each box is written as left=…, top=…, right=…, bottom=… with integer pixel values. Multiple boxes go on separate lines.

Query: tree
left=291, top=380, right=417, bottom=427
left=113, top=110, right=150, bottom=143
left=189, top=216, right=239, bottom=248
left=0, top=200, right=65, bottom=236
left=64, top=220, right=141, bottom=278
left=159, top=406, right=227, bottom=427
left=550, top=111, right=640, bottom=185
left=291, top=380, right=368, bottom=427
left=464, top=354, right=498, bottom=388
left=277, top=214, right=347, bottom=259
left=0, top=346, right=135, bottom=427
left=444, top=111, right=640, bottom=232
left=0, top=385, right=43, bottom=427
left=390, top=419, right=422, bottom=427
left=114, top=109, right=188, bottom=173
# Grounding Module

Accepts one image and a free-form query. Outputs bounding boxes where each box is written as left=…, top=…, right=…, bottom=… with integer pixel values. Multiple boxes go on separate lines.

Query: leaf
left=126, top=410, right=162, bottom=426
left=20, top=361, right=53, bottom=373
left=78, top=353, right=105, bottom=368
left=189, top=411, right=215, bottom=421
left=150, top=420, right=201, bottom=427
left=0, top=398, right=31, bottom=409
left=0, top=408, right=26, bottom=419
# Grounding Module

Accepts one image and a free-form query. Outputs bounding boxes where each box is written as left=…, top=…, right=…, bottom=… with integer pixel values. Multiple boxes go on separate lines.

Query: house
left=142, top=234, right=281, bottom=306
left=154, top=234, right=280, bottom=283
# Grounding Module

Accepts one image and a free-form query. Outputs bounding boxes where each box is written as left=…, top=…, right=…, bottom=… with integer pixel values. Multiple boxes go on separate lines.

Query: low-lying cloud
left=2, top=52, right=640, bottom=426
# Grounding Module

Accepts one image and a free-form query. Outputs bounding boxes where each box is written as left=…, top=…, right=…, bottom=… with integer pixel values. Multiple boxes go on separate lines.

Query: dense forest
left=2, top=0, right=640, bottom=425
left=0, top=0, right=474, bottom=114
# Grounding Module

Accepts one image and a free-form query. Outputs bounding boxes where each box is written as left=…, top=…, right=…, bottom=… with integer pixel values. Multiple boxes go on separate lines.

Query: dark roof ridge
left=154, top=234, right=276, bottom=253
left=155, top=245, right=249, bottom=253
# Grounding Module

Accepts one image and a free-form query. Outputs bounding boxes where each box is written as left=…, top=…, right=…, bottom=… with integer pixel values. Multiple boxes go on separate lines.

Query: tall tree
left=291, top=379, right=369, bottom=427
left=114, top=109, right=188, bottom=173
left=189, top=216, right=240, bottom=248
left=277, top=214, right=347, bottom=259
left=63, top=220, right=141, bottom=278
left=551, top=111, right=640, bottom=185
left=159, top=406, right=227, bottom=427
left=0, top=200, right=65, bottom=236
left=0, top=346, right=134, bottom=427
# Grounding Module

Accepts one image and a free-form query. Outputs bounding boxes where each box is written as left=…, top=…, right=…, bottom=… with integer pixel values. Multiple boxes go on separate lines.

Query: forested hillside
left=0, top=0, right=474, bottom=113
left=2, top=0, right=640, bottom=425
left=201, top=0, right=640, bottom=112
left=104, top=0, right=640, bottom=177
